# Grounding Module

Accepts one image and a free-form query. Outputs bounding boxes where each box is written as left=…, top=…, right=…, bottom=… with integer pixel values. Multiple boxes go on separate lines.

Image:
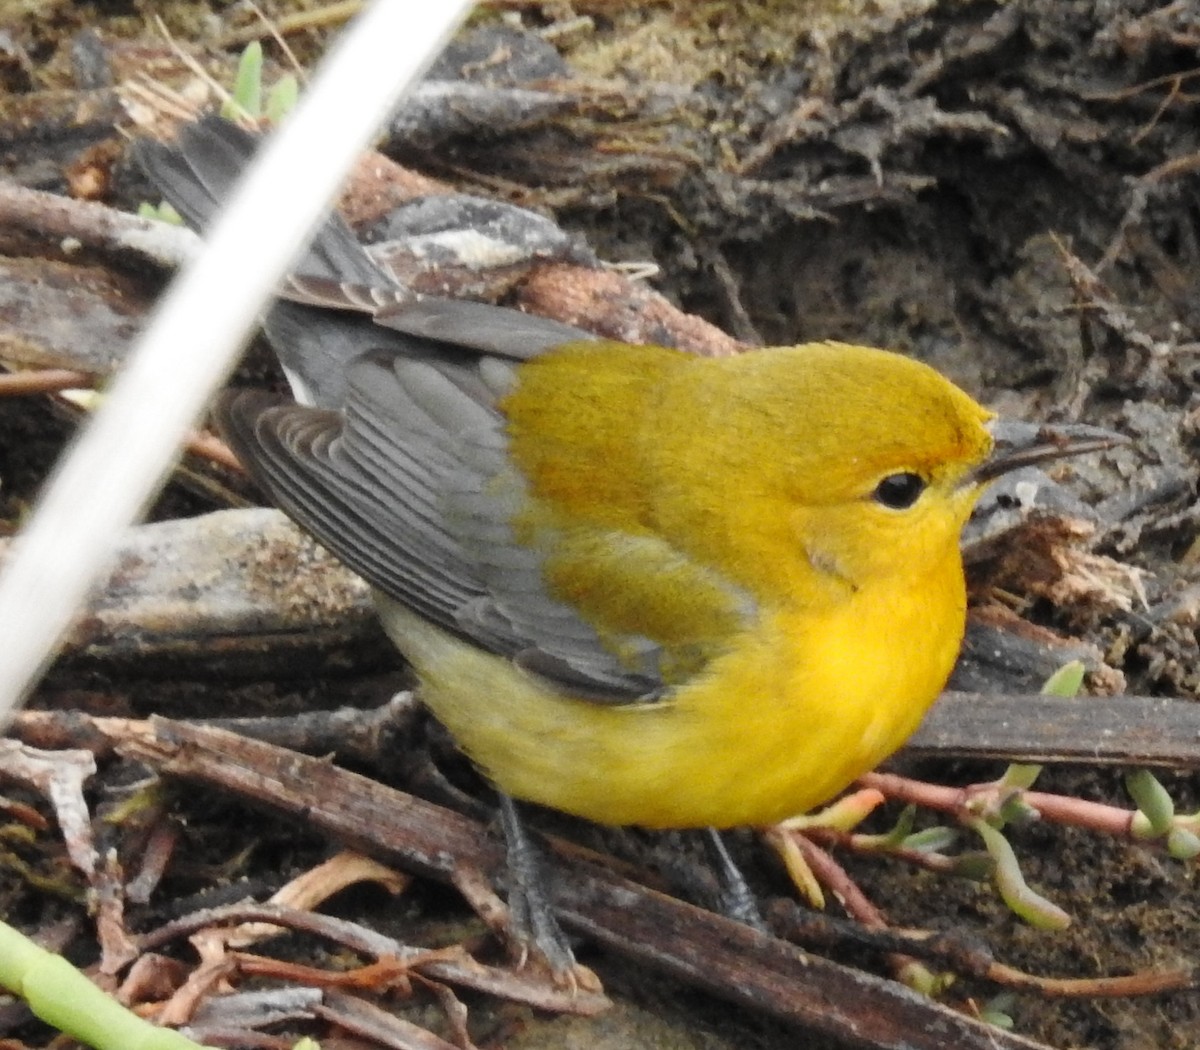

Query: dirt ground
left=1, top=2, right=1200, bottom=1049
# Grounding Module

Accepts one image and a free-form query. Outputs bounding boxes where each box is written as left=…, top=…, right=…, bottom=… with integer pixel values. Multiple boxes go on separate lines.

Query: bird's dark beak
left=969, top=419, right=1127, bottom=486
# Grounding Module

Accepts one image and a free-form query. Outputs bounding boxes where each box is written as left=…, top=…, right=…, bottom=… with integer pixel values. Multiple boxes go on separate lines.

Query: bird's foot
left=498, top=793, right=602, bottom=992
left=703, top=827, right=769, bottom=932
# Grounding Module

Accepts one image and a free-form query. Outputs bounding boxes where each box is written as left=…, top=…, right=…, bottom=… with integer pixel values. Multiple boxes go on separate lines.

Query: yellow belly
left=373, top=559, right=965, bottom=828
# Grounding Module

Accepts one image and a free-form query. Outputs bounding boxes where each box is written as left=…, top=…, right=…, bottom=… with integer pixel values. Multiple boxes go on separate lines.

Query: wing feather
left=220, top=351, right=666, bottom=699
left=145, top=114, right=747, bottom=701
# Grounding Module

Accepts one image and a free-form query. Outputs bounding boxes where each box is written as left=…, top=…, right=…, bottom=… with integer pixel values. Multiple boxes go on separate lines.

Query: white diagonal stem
left=0, top=1, right=473, bottom=713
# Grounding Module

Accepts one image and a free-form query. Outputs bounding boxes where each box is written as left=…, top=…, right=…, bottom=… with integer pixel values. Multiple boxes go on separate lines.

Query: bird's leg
left=496, top=792, right=582, bottom=982
left=702, top=827, right=768, bottom=932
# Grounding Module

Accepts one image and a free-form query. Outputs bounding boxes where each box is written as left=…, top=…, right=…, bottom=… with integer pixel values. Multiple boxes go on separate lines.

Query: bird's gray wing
left=140, top=115, right=667, bottom=698
left=264, top=286, right=597, bottom=407
left=218, top=351, right=664, bottom=701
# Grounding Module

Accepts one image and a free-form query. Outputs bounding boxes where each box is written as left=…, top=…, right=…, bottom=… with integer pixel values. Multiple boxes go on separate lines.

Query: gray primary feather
left=140, top=115, right=664, bottom=699
left=219, top=361, right=661, bottom=698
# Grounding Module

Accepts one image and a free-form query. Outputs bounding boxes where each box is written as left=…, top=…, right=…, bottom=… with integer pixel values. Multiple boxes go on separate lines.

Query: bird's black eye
left=873, top=472, right=925, bottom=509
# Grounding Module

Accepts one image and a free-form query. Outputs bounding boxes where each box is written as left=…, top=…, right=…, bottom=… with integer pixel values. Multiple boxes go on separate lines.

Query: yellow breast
left=374, top=541, right=965, bottom=829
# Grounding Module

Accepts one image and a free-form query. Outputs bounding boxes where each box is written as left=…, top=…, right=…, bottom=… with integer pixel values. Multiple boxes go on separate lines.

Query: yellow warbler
left=366, top=339, right=991, bottom=829
left=139, top=118, right=1103, bottom=832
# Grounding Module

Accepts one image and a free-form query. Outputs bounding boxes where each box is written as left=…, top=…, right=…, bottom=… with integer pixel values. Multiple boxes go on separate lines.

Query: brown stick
left=118, top=717, right=1053, bottom=1050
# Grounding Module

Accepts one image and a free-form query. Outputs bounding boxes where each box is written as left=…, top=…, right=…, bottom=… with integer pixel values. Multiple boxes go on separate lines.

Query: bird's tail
left=133, top=114, right=595, bottom=407
left=134, top=115, right=404, bottom=405
left=133, top=114, right=395, bottom=290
